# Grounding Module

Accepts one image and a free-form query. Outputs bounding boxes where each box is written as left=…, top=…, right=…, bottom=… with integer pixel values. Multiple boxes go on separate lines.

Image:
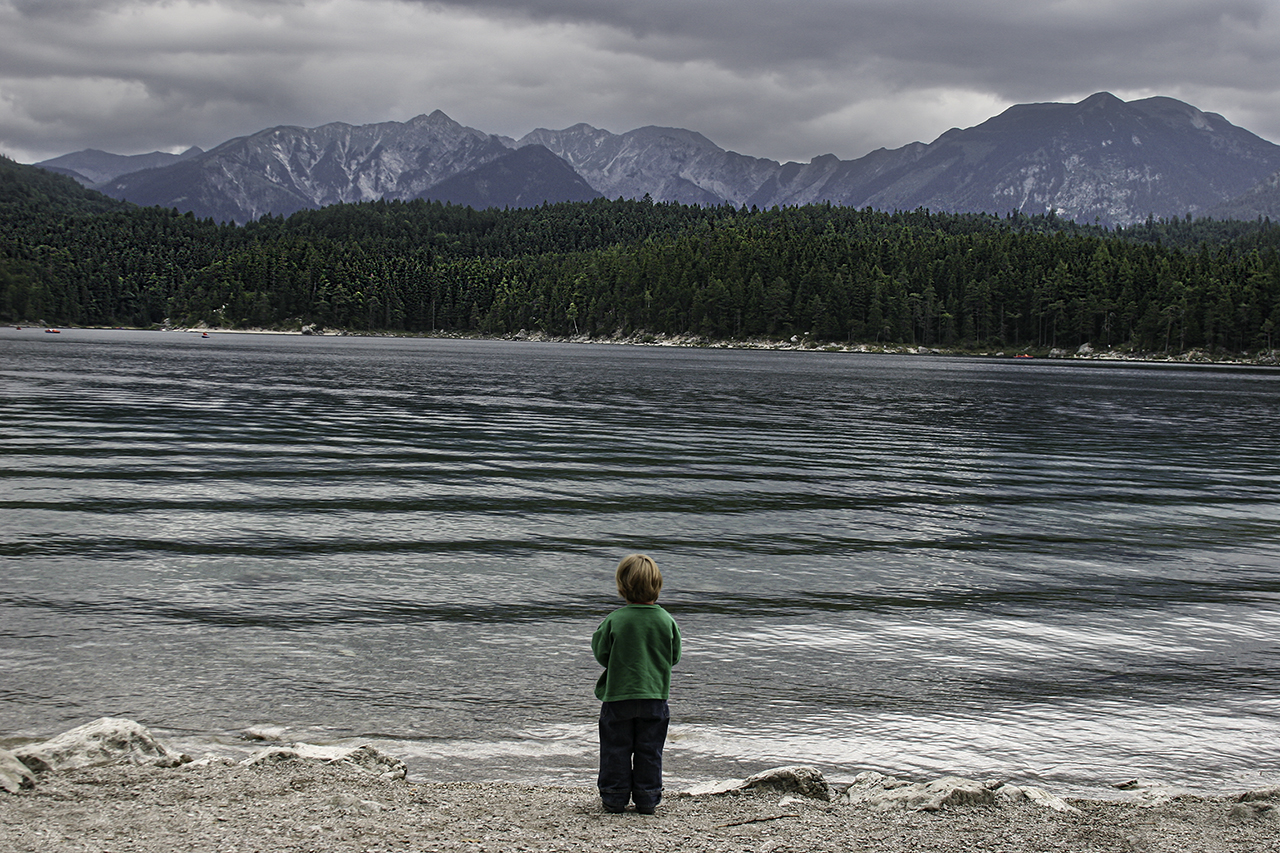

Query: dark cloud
left=1, top=0, right=1277, bottom=166
left=421, top=0, right=1275, bottom=83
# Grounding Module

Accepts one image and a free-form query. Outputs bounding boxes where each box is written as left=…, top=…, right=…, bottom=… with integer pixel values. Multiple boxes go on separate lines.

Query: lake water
left=2, top=328, right=1279, bottom=796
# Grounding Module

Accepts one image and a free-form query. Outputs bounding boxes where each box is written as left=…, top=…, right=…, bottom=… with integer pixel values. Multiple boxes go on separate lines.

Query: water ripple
left=3, top=331, right=1280, bottom=792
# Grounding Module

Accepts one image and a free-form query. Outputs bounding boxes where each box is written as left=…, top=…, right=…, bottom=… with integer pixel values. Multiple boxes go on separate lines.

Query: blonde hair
left=616, top=554, right=662, bottom=603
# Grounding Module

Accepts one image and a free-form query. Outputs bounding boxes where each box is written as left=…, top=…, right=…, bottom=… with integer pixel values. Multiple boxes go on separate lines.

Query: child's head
left=616, top=554, right=662, bottom=603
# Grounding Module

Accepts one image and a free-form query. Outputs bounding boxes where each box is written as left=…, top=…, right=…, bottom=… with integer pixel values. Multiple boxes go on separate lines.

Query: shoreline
left=10, top=323, right=1280, bottom=367
left=5, top=753, right=1279, bottom=853
left=5, top=719, right=1280, bottom=853
left=4, top=720, right=1271, bottom=809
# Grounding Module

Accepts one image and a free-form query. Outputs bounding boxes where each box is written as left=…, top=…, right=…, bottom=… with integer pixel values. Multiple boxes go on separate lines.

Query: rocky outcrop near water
left=10, top=717, right=190, bottom=772
left=4, top=717, right=406, bottom=788
left=237, top=742, right=407, bottom=781
left=5, top=718, right=1278, bottom=816
left=680, top=765, right=1079, bottom=813
left=838, top=769, right=1081, bottom=813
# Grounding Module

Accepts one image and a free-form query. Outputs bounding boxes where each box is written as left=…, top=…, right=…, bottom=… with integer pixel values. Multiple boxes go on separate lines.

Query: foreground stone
left=1229, top=786, right=1280, bottom=825
left=13, top=717, right=190, bottom=774
left=679, top=765, right=832, bottom=800
left=742, top=765, right=832, bottom=801
left=241, top=743, right=407, bottom=781
left=241, top=725, right=288, bottom=741
left=996, top=783, right=1082, bottom=813
left=0, top=749, right=37, bottom=793
left=683, top=766, right=1079, bottom=813
left=1241, top=785, right=1280, bottom=802
left=5, top=717, right=409, bottom=794
left=8, top=718, right=1259, bottom=829
left=841, top=771, right=994, bottom=811
left=841, top=770, right=1080, bottom=813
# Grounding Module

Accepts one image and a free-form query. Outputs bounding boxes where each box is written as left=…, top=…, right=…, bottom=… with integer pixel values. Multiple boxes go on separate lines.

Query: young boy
left=591, top=554, right=682, bottom=815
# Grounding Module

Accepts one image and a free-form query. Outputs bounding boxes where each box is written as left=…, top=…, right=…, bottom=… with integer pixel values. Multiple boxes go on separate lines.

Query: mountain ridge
left=36, top=146, right=204, bottom=185
left=35, top=93, right=1280, bottom=225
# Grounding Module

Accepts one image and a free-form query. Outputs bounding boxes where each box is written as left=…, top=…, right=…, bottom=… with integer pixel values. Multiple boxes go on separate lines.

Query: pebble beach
left=4, top=721, right=1279, bottom=853
left=6, top=760, right=1280, bottom=853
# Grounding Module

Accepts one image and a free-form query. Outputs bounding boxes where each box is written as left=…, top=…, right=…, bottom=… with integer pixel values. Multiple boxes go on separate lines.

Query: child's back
left=591, top=555, right=681, bottom=814
left=593, top=602, right=680, bottom=701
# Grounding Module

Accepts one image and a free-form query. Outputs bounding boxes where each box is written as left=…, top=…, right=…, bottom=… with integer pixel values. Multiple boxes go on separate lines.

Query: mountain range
left=38, top=146, right=204, bottom=185
left=34, top=92, right=1280, bottom=226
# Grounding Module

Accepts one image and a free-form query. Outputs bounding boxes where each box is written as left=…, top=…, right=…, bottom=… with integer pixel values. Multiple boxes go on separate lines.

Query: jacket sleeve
left=591, top=618, right=611, bottom=667
left=671, top=618, right=682, bottom=667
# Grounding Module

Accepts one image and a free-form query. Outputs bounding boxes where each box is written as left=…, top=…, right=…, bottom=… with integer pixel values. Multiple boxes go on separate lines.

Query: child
left=591, top=554, right=682, bottom=815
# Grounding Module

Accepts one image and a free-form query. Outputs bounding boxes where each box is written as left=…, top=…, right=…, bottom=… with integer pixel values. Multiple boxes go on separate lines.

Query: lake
left=2, top=328, right=1278, bottom=796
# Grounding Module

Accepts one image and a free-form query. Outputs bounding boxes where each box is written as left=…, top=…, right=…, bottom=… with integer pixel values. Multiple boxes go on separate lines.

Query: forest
left=3, top=154, right=1280, bottom=356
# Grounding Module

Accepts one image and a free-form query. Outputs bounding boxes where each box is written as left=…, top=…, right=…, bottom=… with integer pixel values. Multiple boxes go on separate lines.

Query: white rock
left=840, top=769, right=912, bottom=801
left=1111, top=779, right=1193, bottom=807
left=1240, top=786, right=1280, bottom=802
left=181, top=754, right=238, bottom=768
left=995, top=783, right=1081, bottom=813
left=742, top=766, right=831, bottom=801
left=14, top=718, right=189, bottom=772
left=1, top=748, right=38, bottom=793
left=242, top=743, right=407, bottom=781
left=681, top=766, right=831, bottom=801
left=242, top=726, right=288, bottom=742
left=843, top=773, right=994, bottom=811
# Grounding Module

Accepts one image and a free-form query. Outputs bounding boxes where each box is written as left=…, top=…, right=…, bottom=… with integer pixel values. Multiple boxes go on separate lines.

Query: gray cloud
left=1, top=0, right=1278, bottom=167
left=422, top=0, right=1276, bottom=84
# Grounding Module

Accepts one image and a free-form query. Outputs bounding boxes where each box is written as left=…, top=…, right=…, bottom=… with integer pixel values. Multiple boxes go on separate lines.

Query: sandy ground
left=3, top=760, right=1278, bottom=853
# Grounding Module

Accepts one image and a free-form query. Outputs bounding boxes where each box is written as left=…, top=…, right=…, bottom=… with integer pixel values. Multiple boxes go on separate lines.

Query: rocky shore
left=4, top=718, right=1278, bottom=853
left=61, top=323, right=1280, bottom=366
left=502, top=329, right=1280, bottom=366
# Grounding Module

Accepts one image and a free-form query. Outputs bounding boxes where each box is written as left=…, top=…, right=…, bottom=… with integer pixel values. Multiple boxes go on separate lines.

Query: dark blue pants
left=597, top=699, right=670, bottom=811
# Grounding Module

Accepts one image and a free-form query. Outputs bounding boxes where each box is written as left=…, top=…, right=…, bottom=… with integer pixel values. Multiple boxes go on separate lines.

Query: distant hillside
left=0, top=156, right=136, bottom=321
left=1208, top=169, right=1280, bottom=221
left=37, top=147, right=203, bottom=186
left=95, top=148, right=323, bottom=224
left=421, top=144, right=602, bottom=209
left=0, top=155, right=131, bottom=216
left=4, top=148, right=1280, bottom=361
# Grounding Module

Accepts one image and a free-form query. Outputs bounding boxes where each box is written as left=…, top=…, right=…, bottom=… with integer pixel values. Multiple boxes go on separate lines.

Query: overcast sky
left=2, top=0, right=1279, bottom=165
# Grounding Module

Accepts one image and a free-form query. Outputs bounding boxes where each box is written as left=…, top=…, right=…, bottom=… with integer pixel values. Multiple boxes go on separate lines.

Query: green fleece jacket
left=592, top=604, right=682, bottom=702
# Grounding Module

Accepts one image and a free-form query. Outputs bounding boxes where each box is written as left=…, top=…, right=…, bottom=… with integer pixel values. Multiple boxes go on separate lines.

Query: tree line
left=3, top=156, right=1279, bottom=354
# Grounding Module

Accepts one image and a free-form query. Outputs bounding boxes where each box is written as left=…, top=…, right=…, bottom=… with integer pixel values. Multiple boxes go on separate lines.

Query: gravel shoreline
left=4, top=759, right=1279, bottom=853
